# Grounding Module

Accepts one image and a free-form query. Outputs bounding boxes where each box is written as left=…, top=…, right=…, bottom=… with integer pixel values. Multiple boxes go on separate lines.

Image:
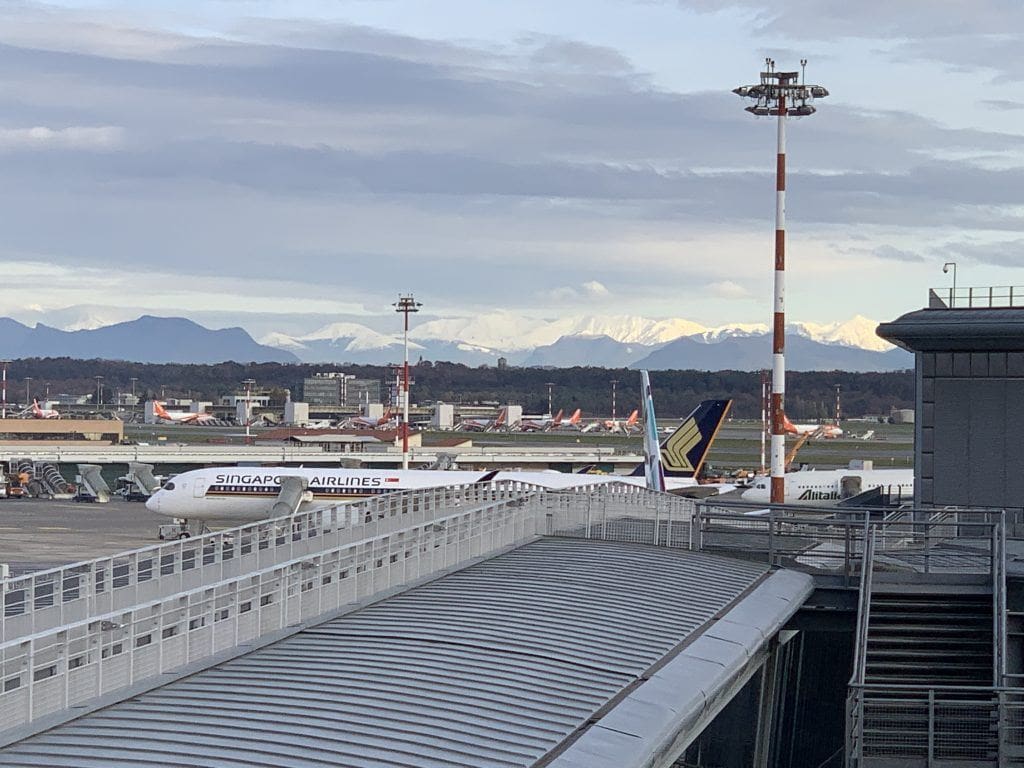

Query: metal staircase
left=864, top=591, right=994, bottom=688
left=846, top=516, right=1020, bottom=767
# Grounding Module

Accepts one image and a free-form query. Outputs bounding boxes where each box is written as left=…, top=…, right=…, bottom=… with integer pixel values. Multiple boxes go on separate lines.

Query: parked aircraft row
left=146, top=383, right=731, bottom=526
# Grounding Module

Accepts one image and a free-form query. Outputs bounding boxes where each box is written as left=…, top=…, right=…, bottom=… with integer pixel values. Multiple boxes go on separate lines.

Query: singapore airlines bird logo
left=662, top=417, right=701, bottom=473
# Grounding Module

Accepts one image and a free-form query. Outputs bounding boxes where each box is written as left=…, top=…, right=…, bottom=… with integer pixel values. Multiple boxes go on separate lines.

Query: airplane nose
left=145, top=493, right=161, bottom=513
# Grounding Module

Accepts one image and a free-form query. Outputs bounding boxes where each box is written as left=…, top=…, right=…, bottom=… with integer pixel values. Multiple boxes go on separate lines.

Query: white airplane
left=145, top=387, right=735, bottom=526
left=741, top=467, right=913, bottom=506
left=152, top=401, right=217, bottom=425
left=784, top=415, right=843, bottom=438
left=459, top=407, right=509, bottom=432
left=518, top=409, right=563, bottom=433
left=31, top=400, right=59, bottom=419
left=582, top=409, right=640, bottom=434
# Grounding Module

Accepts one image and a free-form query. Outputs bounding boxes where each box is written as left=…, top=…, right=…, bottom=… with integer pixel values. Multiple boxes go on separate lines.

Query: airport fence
left=846, top=685, right=1024, bottom=766
left=692, top=502, right=1003, bottom=583
left=0, top=479, right=693, bottom=741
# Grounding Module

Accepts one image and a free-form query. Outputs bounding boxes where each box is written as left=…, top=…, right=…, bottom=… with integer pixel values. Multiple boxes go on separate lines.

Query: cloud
left=870, top=245, right=926, bottom=263
left=679, top=0, right=1020, bottom=39
left=708, top=280, right=751, bottom=299
left=582, top=280, right=611, bottom=297
left=942, top=240, right=1024, bottom=268
left=0, top=125, right=124, bottom=150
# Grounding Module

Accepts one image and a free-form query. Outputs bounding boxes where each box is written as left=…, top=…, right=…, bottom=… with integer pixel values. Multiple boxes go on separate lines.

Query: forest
left=8, top=358, right=914, bottom=419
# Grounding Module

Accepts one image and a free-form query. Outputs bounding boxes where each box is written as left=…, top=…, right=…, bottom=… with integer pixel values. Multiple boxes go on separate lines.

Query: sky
left=0, top=0, right=1021, bottom=338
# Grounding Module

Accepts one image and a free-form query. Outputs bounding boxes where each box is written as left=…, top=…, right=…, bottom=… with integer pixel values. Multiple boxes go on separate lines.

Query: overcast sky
left=0, top=0, right=1021, bottom=336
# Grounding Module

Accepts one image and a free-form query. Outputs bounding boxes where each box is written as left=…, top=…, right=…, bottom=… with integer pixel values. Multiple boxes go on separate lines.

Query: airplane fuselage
left=741, top=468, right=913, bottom=506
left=145, top=466, right=702, bottom=521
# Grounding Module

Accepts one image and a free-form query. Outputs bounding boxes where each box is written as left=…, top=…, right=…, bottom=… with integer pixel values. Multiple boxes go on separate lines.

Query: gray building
left=303, top=373, right=382, bottom=407
left=878, top=289, right=1024, bottom=532
left=302, top=373, right=348, bottom=406
left=344, top=378, right=381, bottom=407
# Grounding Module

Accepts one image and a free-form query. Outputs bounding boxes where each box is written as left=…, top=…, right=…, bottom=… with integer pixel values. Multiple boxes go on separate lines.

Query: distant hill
left=0, top=316, right=298, bottom=364
left=633, top=333, right=912, bottom=372
left=518, top=335, right=659, bottom=368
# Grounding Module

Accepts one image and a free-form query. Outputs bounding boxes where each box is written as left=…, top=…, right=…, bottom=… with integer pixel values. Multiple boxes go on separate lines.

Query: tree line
left=7, top=358, right=913, bottom=419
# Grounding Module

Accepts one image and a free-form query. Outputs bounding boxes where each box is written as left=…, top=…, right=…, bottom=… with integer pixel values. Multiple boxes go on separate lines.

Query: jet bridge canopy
left=0, top=538, right=811, bottom=768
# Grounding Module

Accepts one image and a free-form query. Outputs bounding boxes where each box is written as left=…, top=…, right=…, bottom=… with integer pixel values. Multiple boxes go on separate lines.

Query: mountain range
left=0, top=316, right=298, bottom=364
left=266, top=313, right=912, bottom=371
left=0, top=313, right=912, bottom=371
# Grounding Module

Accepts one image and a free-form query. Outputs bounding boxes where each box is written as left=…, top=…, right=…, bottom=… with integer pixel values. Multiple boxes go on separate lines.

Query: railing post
left=768, top=512, right=775, bottom=566
left=927, top=689, right=935, bottom=765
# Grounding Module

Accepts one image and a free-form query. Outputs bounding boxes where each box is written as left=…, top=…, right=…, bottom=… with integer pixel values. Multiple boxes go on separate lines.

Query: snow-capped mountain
left=256, top=312, right=901, bottom=370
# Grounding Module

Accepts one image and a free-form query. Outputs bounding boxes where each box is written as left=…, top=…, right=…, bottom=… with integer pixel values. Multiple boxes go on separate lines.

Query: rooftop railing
left=929, top=286, right=1024, bottom=310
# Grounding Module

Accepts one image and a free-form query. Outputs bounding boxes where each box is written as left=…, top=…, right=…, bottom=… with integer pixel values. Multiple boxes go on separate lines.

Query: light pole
left=24, top=377, right=31, bottom=407
left=94, top=376, right=104, bottom=409
left=130, top=377, right=138, bottom=405
left=943, top=262, right=958, bottom=306
left=394, top=295, right=422, bottom=470
left=545, top=381, right=555, bottom=418
left=735, top=58, right=828, bottom=504
left=242, top=378, right=256, bottom=438
left=0, top=360, right=9, bottom=418
left=610, top=379, right=619, bottom=424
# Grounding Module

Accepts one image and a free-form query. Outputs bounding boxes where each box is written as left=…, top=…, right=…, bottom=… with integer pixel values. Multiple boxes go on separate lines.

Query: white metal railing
left=0, top=480, right=694, bottom=740
left=930, top=285, right=1024, bottom=310
left=0, top=482, right=542, bottom=642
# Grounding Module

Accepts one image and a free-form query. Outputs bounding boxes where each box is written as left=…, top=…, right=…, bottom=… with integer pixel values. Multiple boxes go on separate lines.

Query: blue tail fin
left=660, top=399, right=732, bottom=478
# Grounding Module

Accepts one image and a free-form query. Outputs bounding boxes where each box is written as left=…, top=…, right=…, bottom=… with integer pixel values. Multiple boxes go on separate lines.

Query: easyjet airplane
left=783, top=415, right=843, bottom=438
left=31, top=400, right=59, bottom=419
left=152, top=401, right=218, bottom=425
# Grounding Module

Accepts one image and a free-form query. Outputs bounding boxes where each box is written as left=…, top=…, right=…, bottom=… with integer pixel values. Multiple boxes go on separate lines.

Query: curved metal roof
left=0, top=539, right=774, bottom=768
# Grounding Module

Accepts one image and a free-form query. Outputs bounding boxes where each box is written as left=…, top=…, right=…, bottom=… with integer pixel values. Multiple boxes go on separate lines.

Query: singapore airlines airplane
left=145, top=391, right=733, bottom=526
left=741, top=467, right=913, bottom=505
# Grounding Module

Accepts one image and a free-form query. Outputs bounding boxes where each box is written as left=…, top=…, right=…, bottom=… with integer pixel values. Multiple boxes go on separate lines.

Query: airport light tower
left=394, top=294, right=422, bottom=470
left=0, top=360, right=9, bottom=418
left=734, top=58, right=828, bottom=504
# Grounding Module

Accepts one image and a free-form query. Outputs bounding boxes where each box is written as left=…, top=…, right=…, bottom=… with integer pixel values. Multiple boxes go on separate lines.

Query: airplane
left=547, top=408, right=583, bottom=431
left=342, top=411, right=395, bottom=430
left=783, top=415, right=843, bottom=439
left=741, top=466, right=913, bottom=506
left=459, top=407, right=509, bottom=432
left=145, top=383, right=734, bottom=527
left=519, top=409, right=563, bottom=433
left=582, top=409, right=640, bottom=434
left=152, top=401, right=218, bottom=425
left=31, top=400, right=60, bottom=419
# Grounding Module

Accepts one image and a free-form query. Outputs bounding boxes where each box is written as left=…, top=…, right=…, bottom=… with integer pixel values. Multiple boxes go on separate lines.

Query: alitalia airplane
left=145, top=390, right=732, bottom=527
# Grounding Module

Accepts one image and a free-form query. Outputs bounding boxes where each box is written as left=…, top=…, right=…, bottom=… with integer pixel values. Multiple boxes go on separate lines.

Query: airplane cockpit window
left=163, top=482, right=175, bottom=491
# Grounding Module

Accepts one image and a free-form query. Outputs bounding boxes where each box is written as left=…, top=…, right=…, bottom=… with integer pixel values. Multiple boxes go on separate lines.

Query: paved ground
left=0, top=498, right=186, bottom=576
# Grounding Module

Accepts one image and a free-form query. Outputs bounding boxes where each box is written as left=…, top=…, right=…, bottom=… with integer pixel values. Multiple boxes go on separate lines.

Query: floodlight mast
left=394, top=295, right=422, bottom=470
left=734, top=58, right=828, bottom=505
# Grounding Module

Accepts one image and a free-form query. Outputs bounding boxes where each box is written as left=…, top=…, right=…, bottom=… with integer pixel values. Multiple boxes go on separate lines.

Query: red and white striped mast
left=735, top=59, right=828, bottom=504
left=394, top=294, right=422, bottom=470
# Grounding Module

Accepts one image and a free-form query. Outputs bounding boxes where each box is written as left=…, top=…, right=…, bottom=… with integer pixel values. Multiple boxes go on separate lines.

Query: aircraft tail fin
left=660, top=399, right=731, bottom=478
left=153, top=401, right=170, bottom=419
left=625, top=409, right=638, bottom=427
left=568, top=408, right=581, bottom=425
left=640, top=371, right=666, bottom=492
left=552, top=408, right=563, bottom=426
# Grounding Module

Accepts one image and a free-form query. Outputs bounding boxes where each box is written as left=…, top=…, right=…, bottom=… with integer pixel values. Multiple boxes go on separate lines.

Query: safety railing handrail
left=930, top=285, right=1024, bottom=310
left=994, top=513, right=1008, bottom=687
left=851, top=524, right=875, bottom=687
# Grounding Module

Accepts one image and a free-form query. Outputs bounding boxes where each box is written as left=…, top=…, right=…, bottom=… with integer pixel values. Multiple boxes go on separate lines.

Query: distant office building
left=302, top=373, right=382, bottom=407
left=303, top=373, right=349, bottom=406
left=497, top=357, right=508, bottom=370
left=345, top=378, right=382, bottom=407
